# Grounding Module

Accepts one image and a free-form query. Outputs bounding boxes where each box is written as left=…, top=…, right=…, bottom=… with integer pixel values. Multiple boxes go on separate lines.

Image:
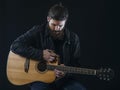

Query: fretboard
left=47, top=65, right=97, bottom=75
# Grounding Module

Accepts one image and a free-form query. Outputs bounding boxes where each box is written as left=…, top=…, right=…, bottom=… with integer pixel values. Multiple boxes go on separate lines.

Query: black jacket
left=10, top=23, right=81, bottom=67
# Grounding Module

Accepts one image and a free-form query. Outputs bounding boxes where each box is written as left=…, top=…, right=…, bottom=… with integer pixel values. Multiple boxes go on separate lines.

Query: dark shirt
left=52, top=39, right=65, bottom=64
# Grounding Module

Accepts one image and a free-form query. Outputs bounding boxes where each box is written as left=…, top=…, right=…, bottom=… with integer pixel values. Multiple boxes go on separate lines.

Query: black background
left=0, top=0, right=118, bottom=90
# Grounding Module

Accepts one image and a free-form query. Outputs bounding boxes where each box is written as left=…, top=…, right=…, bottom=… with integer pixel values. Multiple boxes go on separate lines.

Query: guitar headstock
left=96, top=68, right=114, bottom=81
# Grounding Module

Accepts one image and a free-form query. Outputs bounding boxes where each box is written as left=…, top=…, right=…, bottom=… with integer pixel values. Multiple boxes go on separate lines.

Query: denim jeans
left=30, top=77, right=86, bottom=90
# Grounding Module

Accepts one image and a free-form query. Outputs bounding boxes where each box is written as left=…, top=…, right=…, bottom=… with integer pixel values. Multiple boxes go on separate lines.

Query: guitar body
left=7, top=51, right=56, bottom=85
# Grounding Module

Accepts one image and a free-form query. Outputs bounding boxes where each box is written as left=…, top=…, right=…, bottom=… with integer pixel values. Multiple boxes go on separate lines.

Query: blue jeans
left=30, top=77, right=86, bottom=90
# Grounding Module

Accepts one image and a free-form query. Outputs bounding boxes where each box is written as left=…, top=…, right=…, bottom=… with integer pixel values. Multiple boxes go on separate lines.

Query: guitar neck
left=47, top=65, right=97, bottom=75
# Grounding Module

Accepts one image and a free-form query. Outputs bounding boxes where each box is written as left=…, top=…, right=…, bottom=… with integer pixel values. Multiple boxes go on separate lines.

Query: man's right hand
left=43, top=49, right=58, bottom=62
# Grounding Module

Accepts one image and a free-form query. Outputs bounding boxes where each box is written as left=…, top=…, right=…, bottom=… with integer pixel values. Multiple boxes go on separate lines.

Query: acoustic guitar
left=6, top=51, right=114, bottom=86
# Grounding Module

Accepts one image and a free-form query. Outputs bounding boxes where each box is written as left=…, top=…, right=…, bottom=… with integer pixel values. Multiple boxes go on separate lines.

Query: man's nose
left=55, top=26, right=60, bottom=31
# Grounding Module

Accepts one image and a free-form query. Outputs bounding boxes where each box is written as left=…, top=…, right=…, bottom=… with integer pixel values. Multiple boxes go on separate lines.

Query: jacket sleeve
left=10, top=26, right=43, bottom=60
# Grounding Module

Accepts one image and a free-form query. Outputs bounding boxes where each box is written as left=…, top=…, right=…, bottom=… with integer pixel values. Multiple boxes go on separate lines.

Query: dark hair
left=48, top=3, right=69, bottom=20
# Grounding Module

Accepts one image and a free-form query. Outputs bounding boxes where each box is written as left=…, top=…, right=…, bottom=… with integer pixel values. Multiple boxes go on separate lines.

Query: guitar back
left=6, top=51, right=56, bottom=85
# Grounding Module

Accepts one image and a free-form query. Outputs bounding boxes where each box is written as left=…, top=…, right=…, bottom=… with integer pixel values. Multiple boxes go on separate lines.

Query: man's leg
left=62, top=80, right=86, bottom=90
left=54, top=78, right=86, bottom=90
left=30, top=82, right=50, bottom=90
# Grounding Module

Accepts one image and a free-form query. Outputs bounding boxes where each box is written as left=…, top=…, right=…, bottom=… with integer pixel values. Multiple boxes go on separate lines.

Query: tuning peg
left=107, top=78, right=110, bottom=81
left=99, top=77, right=102, bottom=80
left=108, top=68, right=111, bottom=72
left=104, top=77, right=107, bottom=80
left=104, top=68, right=107, bottom=72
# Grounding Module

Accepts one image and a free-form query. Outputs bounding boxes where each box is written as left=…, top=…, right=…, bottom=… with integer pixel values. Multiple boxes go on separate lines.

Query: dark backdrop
left=0, top=0, right=118, bottom=90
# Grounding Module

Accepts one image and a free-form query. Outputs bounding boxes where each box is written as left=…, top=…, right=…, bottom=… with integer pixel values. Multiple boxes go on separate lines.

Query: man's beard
left=50, top=29, right=64, bottom=40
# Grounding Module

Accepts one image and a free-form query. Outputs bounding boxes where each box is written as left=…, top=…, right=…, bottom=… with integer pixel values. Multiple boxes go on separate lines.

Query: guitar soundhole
left=37, top=61, right=47, bottom=72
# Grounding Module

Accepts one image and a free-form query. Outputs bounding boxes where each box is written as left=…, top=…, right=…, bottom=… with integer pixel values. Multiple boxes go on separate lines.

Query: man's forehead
left=50, top=19, right=66, bottom=25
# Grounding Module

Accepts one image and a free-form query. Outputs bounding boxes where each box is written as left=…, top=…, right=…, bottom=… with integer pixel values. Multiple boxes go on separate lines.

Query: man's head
left=47, top=3, right=69, bottom=39
left=48, top=3, right=69, bottom=21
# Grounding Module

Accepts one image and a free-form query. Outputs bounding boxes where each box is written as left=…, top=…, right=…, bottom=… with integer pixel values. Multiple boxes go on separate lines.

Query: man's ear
left=47, top=16, right=51, bottom=22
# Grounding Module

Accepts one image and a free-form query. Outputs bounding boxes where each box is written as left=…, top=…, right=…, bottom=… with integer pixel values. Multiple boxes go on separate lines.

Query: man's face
left=47, top=17, right=66, bottom=31
left=47, top=17, right=67, bottom=40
